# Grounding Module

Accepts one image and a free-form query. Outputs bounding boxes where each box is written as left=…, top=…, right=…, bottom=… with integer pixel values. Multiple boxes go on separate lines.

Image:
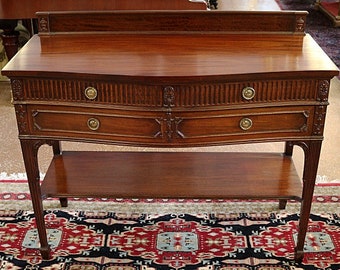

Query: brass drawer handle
left=239, top=117, right=253, bottom=130
left=84, top=87, right=97, bottom=100
left=87, top=118, right=100, bottom=131
left=242, top=87, right=255, bottom=100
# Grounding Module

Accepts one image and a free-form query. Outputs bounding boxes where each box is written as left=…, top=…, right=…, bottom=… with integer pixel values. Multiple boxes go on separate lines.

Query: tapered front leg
left=20, top=139, right=51, bottom=260
left=294, top=140, right=322, bottom=262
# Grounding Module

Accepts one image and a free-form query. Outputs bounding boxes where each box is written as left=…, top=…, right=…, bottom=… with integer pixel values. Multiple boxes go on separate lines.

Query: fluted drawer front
left=19, top=80, right=163, bottom=107
left=17, top=78, right=322, bottom=107
left=28, top=105, right=313, bottom=146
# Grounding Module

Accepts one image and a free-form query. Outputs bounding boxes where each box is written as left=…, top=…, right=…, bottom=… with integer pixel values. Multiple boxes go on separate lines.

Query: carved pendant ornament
left=163, top=86, right=175, bottom=108
left=155, top=86, right=184, bottom=141
left=155, top=113, right=184, bottom=141
left=313, top=80, right=330, bottom=135
left=11, top=79, right=24, bottom=101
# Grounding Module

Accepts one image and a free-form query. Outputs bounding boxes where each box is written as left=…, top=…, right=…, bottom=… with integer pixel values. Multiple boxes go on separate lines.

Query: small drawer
left=168, top=106, right=314, bottom=144
left=30, top=106, right=164, bottom=143
left=28, top=105, right=314, bottom=146
left=173, top=80, right=319, bottom=107
left=21, top=79, right=164, bottom=107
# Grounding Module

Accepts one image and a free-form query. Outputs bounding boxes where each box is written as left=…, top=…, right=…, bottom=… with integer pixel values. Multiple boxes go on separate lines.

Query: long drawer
left=27, top=105, right=314, bottom=146
left=18, top=78, right=320, bottom=107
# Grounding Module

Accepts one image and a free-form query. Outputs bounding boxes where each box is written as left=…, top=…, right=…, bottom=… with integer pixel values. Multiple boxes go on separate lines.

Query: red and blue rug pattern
left=0, top=210, right=339, bottom=269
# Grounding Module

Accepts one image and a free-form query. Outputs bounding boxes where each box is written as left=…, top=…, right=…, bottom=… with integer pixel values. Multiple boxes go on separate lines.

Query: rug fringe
left=0, top=172, right=45, bottom=180
left=316, top=175, right=340, bottom=184
left=1, top=172, right=339, bottom=183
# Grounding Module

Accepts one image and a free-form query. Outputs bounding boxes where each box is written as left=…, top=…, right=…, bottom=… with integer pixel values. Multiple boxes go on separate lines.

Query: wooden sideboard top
left=3, top=33, right=338, bottom=81
left=2, top=11, right=339, bottom=81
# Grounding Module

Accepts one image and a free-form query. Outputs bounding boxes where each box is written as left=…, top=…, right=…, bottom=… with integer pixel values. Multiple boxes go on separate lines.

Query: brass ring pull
left=87, top=118, right=100, bottom=131
left=239, top=117, right=253, bottom=130
left=242, top=87, right=256, bottom=100
left=84, top=87, right=97, bottom=100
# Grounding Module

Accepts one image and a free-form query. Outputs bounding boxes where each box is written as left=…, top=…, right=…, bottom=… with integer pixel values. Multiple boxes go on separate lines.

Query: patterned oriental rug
left=0, top=179, right=339, bottom=269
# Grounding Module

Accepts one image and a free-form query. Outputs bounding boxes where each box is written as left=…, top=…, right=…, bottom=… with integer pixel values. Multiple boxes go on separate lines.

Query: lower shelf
left=41, top=151, right=302, bottom=200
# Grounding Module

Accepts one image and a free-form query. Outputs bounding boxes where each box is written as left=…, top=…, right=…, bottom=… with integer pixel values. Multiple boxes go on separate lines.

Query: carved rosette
left=316, top=80, right=329, bottom=103
left=38, top=16, right=49, bottom=33
left=295, top=16, right=305, bottom=32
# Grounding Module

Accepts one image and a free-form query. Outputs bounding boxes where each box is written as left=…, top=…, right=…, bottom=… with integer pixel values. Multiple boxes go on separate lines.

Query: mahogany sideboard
left=2, top=10, right=339, bottom=262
